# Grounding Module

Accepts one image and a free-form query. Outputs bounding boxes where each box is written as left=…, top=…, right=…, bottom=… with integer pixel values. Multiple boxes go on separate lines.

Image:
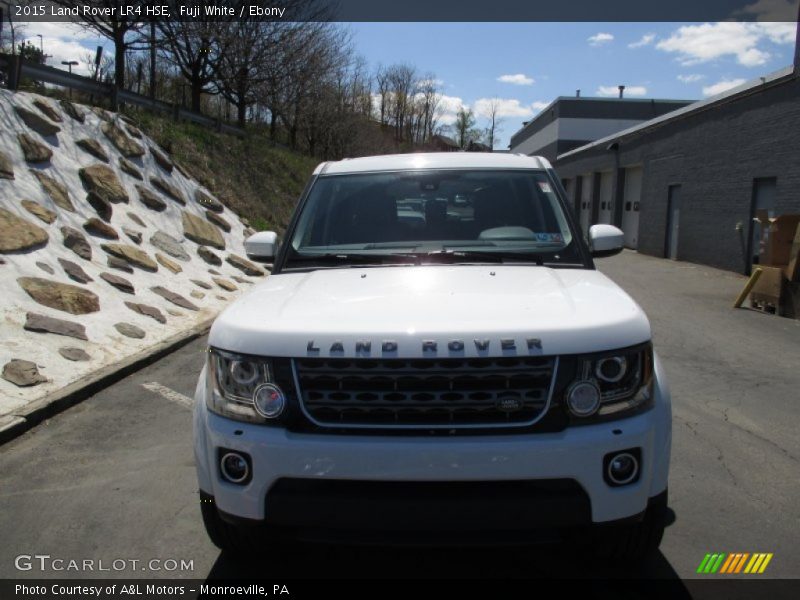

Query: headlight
left=566, top=344, right=653, bottom=422
left=566, top=380, right=601, bottom=417
left=206, top=348, right=287, bottom=423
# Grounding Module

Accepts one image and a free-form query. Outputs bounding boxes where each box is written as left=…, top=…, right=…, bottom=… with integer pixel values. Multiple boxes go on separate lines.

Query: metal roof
left=557, top=65, right=796, bottom=161
left=509, top=96, right=694, bottom=148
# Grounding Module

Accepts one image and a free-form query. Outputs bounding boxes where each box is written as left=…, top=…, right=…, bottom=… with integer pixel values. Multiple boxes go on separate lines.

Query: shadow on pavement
left=206, top=543, right=688, bottom=591
left=205, top=495, right=687, bottom=593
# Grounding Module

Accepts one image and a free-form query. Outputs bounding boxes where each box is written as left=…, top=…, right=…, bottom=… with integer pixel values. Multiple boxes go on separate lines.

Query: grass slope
left=130, top=111, right=318, bottom=234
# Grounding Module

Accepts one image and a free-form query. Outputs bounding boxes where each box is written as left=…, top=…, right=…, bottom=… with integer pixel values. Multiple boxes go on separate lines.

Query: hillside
left=127, top=111, right=319, bottom=234
left=0, top=89, right=270, bottom=416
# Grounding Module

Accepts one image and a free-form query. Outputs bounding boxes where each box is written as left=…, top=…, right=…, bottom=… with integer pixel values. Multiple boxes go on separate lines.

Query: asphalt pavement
left=0, top=250, right=798, bottom=585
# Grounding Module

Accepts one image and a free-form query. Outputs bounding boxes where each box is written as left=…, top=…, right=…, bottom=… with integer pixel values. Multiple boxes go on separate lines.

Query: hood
left=210, top=265, right=650, bottom=358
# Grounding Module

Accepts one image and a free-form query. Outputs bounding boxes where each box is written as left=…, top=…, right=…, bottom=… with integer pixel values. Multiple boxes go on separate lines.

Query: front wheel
left=591, top=489, right=668, bottom=562
left=200, top=492, right=270, bottom=556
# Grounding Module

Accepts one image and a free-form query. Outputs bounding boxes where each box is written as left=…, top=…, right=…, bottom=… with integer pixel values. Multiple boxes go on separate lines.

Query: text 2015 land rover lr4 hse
left=194, top=153, right=671, bottom=558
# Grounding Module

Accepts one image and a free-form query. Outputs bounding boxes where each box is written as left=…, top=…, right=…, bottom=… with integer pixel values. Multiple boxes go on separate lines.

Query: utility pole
left=149, top=20, right=156, bottom=100
left=61, top=60, right=78, bottom=99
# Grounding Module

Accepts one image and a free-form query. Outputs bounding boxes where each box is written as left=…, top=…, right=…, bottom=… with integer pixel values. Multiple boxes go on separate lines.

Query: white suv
left=194, top=153, right=671, bottom=558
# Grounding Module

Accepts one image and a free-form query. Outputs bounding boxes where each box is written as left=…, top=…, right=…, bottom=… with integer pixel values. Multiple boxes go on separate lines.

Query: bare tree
left=49, top=0, right=147, bottom=105
left=484, top=97, right=504, bottom=151
left=215, top=20, right=271, bottom=126
left=157, top=6, right=235, bottom=112
left=453, top=106, right=477, bottom=149
left=83, top=50, right=114, bottom=83
left=415, top=75, right=442, bottom=144
left=386, top=64, right=415, bottom=142
left=374, top=65, right=390, bottom=125
left=0, top=1, right=27, bottom=54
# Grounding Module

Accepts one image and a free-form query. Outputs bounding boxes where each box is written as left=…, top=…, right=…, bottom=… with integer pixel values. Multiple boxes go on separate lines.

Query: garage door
left=580, top=174, right=592, bottom=235
left=598, top=172, right=613, bottom=224
left=622, top=166, right=642, bottom=249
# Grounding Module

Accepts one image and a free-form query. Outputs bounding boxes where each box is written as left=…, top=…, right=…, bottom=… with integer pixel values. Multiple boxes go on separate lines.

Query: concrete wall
left=555, top=74, right=800, bottom=274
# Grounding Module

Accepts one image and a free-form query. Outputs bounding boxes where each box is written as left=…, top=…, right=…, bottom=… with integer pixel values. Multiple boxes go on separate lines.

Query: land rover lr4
left=194, top=153, right=671, bottom=558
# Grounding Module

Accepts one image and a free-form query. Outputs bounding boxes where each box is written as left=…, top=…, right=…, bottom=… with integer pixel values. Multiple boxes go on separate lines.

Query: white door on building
left=750, top=178, right=776, bottom=270
left=622, top=166, right=643, bottom=249
left=580, top=174, right=592, bottom=235
left=564, top=178, right=575, bottom=206
left=666, top=184, right=682, bottom=260
left=598, top=171, right=613, bottom=224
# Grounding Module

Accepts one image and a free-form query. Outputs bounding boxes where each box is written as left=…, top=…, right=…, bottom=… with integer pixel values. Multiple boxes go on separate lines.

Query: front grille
left=293, top=356, right=557, bottom=429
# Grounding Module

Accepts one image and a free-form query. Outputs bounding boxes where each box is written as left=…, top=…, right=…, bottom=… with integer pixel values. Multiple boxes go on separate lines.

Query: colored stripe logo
left=697, top=553, right=773, bottom=574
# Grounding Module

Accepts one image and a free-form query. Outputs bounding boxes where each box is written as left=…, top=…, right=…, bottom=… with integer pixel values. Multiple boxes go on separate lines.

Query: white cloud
left=628, top=33, right=656, bottom=49
left=497, top=73, right=534, bottom=86
left=22, top=23, right=108, bottom=76
left=677, top=74, right=705, bottom=83
left=30, top=22, right=100, bottom=42
left=472, top=98, right=545, bottom=119
left=588, top=32, right=614, bottom=46
left=656, top=22, right=794, bottom=68
left=596, top=85, right=648, bottom=97
left=436, top=94, right=467, bottom=125
left=531, top=101, right=550, bottom=112
left=416, top=77, right=444, bottom=88
left=702, top=78, right=747, bottom=97
left=754, top=22, right=797, bottom=45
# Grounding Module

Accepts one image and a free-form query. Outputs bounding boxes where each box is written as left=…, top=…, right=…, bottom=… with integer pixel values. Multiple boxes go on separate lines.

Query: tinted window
left=287, top=169, right=584, bottom=267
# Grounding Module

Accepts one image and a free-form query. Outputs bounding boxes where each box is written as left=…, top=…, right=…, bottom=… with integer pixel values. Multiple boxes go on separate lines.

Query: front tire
left=200, top=492, right=263, bottom=555
left=592, top=489, right=668, bottom=562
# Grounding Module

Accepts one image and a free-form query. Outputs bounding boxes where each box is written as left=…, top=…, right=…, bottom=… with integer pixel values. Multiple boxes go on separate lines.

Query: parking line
left=141, top=382, right=194, bottom=409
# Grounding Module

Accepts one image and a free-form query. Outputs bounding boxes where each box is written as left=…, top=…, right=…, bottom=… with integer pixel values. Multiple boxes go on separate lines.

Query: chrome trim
left=290, top=356, right=560, bottom=431
left=595, top=356, right=627, bottom=384
left=565, top=380, right=601, bottom=417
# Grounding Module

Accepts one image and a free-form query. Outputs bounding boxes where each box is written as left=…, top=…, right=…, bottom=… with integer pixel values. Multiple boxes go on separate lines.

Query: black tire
left=592, top=489, right=668, bottom=562
left=200, top=493, right=266, bottom=556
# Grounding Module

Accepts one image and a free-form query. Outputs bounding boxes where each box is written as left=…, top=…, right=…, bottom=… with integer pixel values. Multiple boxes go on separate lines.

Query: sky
left=348, top=22, right=797, bottom=147
left=16, top=21, right=799, bottom=149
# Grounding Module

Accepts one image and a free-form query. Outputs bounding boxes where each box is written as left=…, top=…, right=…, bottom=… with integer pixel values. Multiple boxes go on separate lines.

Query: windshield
left=284, top=169, right=584, bottom=269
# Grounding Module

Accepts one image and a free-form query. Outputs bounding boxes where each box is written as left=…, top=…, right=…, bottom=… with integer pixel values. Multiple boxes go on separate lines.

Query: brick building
left=554, top=63, right=800, bottom=275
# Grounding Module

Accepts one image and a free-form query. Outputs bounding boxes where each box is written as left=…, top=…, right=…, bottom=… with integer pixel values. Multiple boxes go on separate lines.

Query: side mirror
left=244, top=231, right=278, bottom=263
left=588, top=224, right=624, bottom=258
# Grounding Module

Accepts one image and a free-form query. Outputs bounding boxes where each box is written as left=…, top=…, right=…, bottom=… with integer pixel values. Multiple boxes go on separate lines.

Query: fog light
left=566, top=380, right=601, bottom=417
left=253, top=383, right=286, bottom=419
left=220, top=452, right=250, bottom=484
left=607, top=452, right=639, bottom=485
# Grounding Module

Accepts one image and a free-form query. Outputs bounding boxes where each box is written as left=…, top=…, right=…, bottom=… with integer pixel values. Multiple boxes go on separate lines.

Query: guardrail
left=0, top=53, right=245, bottom=137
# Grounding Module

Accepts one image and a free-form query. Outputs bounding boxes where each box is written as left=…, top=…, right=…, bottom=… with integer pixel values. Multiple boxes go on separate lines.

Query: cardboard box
left=782, top=281, right=800, bottom=319
left=761, top=214, right=800, bottom=267
left=751, top=265, right=786, bottom=307
left=784, top=223, right=800, bottom=282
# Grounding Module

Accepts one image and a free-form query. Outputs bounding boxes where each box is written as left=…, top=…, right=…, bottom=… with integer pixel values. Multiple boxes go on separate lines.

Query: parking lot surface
left=1, top=250, right=798, bottom=582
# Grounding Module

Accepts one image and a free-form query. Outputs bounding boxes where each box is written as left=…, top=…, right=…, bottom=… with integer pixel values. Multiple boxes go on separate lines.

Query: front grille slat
left=295, top=357, right=556, bottom=429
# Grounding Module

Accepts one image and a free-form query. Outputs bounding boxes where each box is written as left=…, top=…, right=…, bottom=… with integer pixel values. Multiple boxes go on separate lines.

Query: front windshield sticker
left=534, top=233, right=564, bottom=243
left=538, top=181, right=553, bottom=194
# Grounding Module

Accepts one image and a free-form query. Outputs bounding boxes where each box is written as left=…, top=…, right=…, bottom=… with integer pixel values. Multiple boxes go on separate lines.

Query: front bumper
left=193, top=357, right=671, bottom=527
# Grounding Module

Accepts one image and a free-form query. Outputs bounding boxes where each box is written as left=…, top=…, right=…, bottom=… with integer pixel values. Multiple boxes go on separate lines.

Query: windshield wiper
left=424, top=250, right=545, bottom=265
left=286, top=252, right=420, bottom=267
